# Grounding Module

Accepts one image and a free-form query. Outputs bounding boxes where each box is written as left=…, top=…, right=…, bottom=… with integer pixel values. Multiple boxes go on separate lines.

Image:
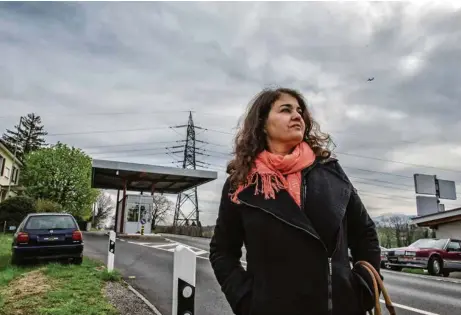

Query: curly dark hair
left=227, top=87, right=332, bottom=189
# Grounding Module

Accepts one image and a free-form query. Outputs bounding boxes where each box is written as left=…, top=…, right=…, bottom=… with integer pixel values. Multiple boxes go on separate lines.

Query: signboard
left=414, top=174, right=436, bottom=195
left=438, top=179, right=457, bottom=200
left=416, top=195, right=439, bottom=216
left=9, top=226, right=16, bottom=231
left=140, top=218, right=146, bottom=225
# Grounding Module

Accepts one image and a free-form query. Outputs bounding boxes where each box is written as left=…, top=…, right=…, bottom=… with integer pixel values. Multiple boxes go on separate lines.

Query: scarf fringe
left=230, top=171, right=288, bottom=204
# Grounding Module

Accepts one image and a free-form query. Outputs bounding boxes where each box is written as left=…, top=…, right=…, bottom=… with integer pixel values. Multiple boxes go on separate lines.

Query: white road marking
left=128, top=240, right=210, bottom=257
left=150, top=243, right=179, bottom=248
left=382, top=269, right=461, bottom=284
left=194, top=249, right=209, bottom=256
left=124, top=239, right=442, bottom=315
left=379, top=299, right=439, bottom=315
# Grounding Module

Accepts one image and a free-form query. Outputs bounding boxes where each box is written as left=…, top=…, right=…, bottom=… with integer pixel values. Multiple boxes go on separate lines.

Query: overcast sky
left=1, top=2, right=461, bottom=226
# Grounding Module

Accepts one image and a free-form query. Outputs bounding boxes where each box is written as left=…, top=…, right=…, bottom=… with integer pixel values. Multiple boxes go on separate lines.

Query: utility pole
left=171, top=112, right=205, bottom=234
left=6, top=116, right=23, bottom=199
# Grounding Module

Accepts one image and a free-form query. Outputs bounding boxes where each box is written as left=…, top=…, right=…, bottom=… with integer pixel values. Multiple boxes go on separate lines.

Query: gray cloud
left=1, top=2, right=461, bottom=225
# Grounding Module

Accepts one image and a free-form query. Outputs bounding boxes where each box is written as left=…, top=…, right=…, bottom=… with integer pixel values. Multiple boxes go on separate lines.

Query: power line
left=87, top=144, right=460, bottom=192
left=88, top=147, right=169, bottom=155
left=47, top=126, right=170, bottom=137
left=0, top=110, right=192, bottom=119
left=342, top=166, right=412, bottom=179
left=91, top=150, right=171, bottom=160
left=4, top=109, right=458, bottom=147
left=197, top=128, right=461, bottom=173
left=336, top=151, right=461, bottom=173
left=79, top=140, right=184, bottom=149
left=41, top=124, right=461, bottom=174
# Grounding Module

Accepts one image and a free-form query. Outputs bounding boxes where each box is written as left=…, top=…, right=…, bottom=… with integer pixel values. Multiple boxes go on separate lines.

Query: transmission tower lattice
left=172, top=112, right=204, bottom=231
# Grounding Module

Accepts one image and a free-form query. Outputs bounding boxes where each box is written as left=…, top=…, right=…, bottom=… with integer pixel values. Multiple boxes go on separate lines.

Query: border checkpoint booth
left=91, top=159, right=218, bottom=235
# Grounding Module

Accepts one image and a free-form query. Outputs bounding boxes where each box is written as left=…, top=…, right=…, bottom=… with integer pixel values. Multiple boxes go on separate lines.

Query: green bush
left=35, top=198, right=63, bottom=213
left=0, top=196, right=36, bottom=229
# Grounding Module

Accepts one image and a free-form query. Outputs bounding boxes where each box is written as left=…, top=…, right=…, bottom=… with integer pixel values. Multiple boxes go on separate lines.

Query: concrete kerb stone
left=83, top=231, right=109, bottom=237
left=123, top=280, right=163, bottom=315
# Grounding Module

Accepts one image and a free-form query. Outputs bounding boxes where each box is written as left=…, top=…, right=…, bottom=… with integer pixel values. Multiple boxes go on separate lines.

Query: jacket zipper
left=328, top=257, right=333, bottom=314
left=301, top=170, right=337, bottom=315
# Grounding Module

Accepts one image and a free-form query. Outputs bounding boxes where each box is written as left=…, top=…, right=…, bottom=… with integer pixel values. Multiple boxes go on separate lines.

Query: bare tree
left=152, top=194, right=174, bottom=229
left=387, top=215, right=406, bottom=247
left=91, top=191, right=114, bottom=229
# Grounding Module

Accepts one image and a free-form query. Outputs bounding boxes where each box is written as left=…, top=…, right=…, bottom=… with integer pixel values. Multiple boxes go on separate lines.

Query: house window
left=4, top=167, right=10, bottom=179
left=12, top=166, right=19, bottom=184
left=0, top=155, right=4, bottom=176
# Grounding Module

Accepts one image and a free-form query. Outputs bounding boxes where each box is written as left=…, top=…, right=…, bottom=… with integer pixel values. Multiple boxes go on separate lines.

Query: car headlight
left=405, top=251, right=416, bottom=256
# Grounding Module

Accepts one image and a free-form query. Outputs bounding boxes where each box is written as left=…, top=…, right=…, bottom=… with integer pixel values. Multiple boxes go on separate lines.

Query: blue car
left=11, top=213, right=84, bottom=265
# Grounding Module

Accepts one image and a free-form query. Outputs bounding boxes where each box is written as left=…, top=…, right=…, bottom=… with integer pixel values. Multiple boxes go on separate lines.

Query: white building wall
left=435, top=221, right=461, bottom=239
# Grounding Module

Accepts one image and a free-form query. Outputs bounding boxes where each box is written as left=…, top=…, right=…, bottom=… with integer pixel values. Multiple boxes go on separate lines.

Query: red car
left=386, top=238, right=461, bottom=277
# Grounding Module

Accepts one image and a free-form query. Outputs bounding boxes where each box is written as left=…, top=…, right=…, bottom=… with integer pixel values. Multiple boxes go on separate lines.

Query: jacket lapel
left=237, top=184, right=321, bottom=241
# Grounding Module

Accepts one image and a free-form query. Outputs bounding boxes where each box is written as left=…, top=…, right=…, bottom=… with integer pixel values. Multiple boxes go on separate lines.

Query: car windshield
left=25, top=215, right=77, bottom=230
left=409, top=239, right=447, bottom=249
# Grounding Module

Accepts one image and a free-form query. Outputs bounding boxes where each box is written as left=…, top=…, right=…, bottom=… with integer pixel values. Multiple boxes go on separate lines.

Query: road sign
left=416, top=196, right=439, bottom=216
left=140, top=218, right=146, bottom=225
left=414, top=174, right=436, bottom=195
left=438, top=179, right=457, bottom=200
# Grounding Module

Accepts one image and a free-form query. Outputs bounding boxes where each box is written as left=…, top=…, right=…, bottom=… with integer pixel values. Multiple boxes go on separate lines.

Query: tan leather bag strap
left=356, top=261, right=396, bottom=315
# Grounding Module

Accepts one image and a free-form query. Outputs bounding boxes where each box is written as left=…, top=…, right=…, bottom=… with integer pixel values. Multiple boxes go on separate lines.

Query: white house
left=0, top=140, right=23, bottom=201
left=411, top=207, right=461, bottom=239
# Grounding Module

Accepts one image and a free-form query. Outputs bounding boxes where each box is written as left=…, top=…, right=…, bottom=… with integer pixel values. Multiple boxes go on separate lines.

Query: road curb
left=84, top=231, right=109, bottom=237
left=123, top=280, right=163, bottom=315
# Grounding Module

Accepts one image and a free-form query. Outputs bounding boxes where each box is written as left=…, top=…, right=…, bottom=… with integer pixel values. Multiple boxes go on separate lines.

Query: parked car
left=11, top=213, right=84, bottom=265
left=386, top=238, right=461, bottom=277
left=380, top=246, right=388, bottom=268
left=348, top=246, right=388, bottom=268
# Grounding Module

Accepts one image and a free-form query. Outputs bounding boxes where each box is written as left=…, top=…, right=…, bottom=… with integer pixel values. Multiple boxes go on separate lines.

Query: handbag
left=356, top=261, right=396, bottom=315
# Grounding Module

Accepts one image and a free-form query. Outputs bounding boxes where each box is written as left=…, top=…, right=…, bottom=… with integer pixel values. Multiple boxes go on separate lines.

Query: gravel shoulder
left=105, top=281, right=156, bottom=315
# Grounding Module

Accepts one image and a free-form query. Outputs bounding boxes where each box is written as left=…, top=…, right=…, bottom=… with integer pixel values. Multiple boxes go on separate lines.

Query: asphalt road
left=83, top=233, right=461, bottom=315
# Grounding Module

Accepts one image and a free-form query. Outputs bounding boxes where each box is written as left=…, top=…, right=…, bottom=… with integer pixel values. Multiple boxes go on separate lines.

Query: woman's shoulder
left=317, top=156, right=351, bottom=185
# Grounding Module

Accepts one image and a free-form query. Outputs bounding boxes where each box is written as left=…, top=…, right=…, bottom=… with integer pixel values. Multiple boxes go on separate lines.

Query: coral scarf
left=230, top=141, right=316, bottom=206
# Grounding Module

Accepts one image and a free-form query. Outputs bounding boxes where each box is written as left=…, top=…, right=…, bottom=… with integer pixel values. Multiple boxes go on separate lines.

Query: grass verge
left=402, top=268, right=426, bottom=275
left=0, top=234, right=122, bottom=315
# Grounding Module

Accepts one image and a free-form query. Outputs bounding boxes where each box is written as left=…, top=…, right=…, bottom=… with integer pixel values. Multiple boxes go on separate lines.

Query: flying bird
left=367, top=77, right=375, bottom=82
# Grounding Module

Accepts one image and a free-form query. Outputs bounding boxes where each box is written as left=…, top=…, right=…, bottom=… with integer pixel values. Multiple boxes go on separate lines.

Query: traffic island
left=0, top=235, right=157, bottom=315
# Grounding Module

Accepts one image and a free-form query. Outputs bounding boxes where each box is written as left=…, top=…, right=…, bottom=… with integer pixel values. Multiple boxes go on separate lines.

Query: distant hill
left=371, top=213, right=415, bottom=226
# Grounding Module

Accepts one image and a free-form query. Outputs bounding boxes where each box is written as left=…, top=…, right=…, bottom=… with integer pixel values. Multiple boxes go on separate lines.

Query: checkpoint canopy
left=91, top=159, right=218, bottom=234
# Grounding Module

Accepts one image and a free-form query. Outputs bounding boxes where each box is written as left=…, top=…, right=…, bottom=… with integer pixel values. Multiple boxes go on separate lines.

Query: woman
left=209, top=88, right=381, bottom=315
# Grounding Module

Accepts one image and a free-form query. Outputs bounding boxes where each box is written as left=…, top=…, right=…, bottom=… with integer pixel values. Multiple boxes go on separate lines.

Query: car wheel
left=428, top=256, right=442, bottom=276
left=72, top=257, right=83, bottom=265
